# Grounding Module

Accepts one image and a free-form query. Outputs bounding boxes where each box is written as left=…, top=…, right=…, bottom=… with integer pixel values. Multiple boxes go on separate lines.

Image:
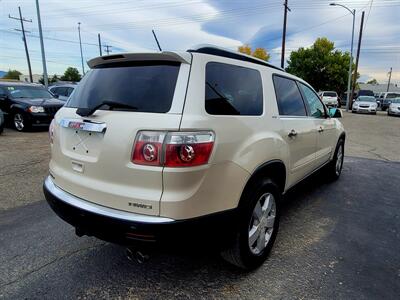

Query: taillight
left=164, top=132, right=215, bottom=167
left=131, top=131, right=215, bottom=167
left=132, top=131, right=166, bottom=166
left=49, top=119, right=55, bottom=144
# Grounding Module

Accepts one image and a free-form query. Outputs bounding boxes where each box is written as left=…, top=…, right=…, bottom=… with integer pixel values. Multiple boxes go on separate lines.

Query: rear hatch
left=50, top=53, right=191, bottom=216
left=322, top=92, right=337, bottom=104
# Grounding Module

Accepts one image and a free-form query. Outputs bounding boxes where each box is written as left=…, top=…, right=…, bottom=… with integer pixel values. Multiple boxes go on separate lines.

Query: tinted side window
left=299, top=83, right=326, bottom=118
left=59, top=87, right=68, bottom=96
left=273, top=76, right=306, bottom=116
left=66, top=87, right=74, bottom=96
left=49, top=87, right=58, bottom=94
left=205, top=62, right=263, bottom=115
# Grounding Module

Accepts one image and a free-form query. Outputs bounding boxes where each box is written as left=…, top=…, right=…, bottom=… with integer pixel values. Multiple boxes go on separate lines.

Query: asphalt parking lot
left=1, top=112, right=399, bottom=299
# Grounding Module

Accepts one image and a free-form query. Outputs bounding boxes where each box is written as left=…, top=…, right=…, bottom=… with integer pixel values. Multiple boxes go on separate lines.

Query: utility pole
left=152, top=29, right=162, bottom=51
left=9, top=7, right=33, bottom=83
left=35, top=0, right=48, bottom=88
left=98, top=33, right=102, bottom=56
left=350, top=11, right=365, bottom=110
left=386, top=67, right=392, bottom=92
left=281, top=0, right=291, bottom=69
left=104, top=45, right=112, bottom=55
left=77, top=22, right=85, bottom=75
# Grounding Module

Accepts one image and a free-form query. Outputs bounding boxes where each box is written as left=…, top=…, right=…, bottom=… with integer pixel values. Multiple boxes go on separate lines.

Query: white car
left=381, top=92, right=400, bottom=111
left=43, top=45, right=345, bottom=270
left=319, top=91, right=339, bottom=107
left=388, top=98, right=400, bottom=116
left=352, top=96, right=378, bottom=114
left=49, top=84, right=76, bottom=101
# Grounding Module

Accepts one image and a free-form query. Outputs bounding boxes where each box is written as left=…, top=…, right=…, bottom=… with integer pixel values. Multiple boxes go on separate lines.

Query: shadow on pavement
left=1, top=157, right=399, bottom=299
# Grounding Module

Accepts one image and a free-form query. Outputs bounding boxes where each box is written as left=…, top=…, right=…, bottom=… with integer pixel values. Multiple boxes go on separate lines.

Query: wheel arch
left=339, top=131, right=346, bottom=141
left=238, top=159, right=286, bottom=210
left=10, top=103, right=27, bottom=112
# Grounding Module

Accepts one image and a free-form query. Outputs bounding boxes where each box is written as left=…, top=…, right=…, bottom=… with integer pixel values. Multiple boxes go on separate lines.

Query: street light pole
left=78, top=22, right=85, bottom=75
left=330, top=3, right=355, bottom=112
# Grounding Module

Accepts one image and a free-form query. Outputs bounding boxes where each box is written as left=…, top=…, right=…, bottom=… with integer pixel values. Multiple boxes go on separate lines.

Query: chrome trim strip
left=59, top=118, right=107, bottom=133
left=44, top=176, right=175, bottom=224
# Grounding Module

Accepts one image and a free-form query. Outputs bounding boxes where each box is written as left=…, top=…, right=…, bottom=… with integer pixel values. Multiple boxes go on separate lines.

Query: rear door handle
left=288, top=129, right=297, bottom=138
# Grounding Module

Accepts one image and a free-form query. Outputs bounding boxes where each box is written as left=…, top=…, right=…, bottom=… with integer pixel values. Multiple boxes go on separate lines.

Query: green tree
left=60, top=67, right=81, bottom=82
left=367, top=78, right=378, bottom=85
left=3, top=69, right=22, bottom=80
left=238, top=44, right=271, bottom=61
left=39, top=74, right=60, bottom=85
left=286, top=37, right=357, bottom=93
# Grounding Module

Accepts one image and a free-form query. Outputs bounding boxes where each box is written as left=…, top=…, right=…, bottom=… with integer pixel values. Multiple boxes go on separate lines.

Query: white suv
left=44, top=46, right=345, bottom=269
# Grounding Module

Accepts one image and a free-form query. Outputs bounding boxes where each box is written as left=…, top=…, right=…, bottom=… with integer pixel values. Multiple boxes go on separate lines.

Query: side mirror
left=329, top=108, right=342, bottom=118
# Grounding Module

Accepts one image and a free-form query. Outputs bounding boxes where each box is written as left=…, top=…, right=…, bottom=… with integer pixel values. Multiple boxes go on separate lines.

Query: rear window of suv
left=205, top=62, right=263, bottom=115
left=66, top=62, right=180, bottom=113
left=323, top=92, right=337, bottom=97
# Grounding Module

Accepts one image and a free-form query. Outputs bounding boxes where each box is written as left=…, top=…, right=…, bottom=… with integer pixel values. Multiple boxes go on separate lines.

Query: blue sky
left=0, top=0, right=399, bottom=85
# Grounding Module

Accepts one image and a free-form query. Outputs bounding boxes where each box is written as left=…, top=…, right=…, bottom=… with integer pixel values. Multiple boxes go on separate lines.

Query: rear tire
left=326, top=139, right=344, bottom=181
left=220, top=178, right=280, bottom=270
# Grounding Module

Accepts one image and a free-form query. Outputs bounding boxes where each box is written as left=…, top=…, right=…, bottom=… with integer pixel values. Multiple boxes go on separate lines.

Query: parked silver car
left=388, top=98, right=400, bottom=116
left=352, top=96, right=377, bottom=114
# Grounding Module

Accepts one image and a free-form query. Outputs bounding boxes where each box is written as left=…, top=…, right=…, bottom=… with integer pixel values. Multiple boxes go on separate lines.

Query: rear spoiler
left=88, top=52, right=191, bottom=68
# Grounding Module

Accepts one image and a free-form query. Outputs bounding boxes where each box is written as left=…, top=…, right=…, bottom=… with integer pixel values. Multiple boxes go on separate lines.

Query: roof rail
left=188, top=45, right=284, bottom=72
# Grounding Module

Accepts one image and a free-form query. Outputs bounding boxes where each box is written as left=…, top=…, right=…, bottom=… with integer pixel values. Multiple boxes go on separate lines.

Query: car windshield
left=390, top=98, right=400, bottom=103
left=66, top=62, right=180, bottom=113
left=324, top=92, right=337, bottom=97
left=7, top=85, right=53, bottom=99
left=357, top=96, right=376, bottom=102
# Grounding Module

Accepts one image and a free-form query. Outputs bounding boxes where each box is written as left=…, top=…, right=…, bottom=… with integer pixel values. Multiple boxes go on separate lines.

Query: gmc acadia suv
left=43, top=46, right=345, bottom=269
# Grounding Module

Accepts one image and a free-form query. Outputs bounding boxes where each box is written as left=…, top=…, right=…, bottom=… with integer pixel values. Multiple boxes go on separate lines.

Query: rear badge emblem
left=68, top=121, right=85, bottom=129
left=129, top=202, right=152, bottom=210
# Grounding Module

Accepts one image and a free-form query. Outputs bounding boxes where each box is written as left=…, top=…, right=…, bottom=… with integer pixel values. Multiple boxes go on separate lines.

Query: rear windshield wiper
left=76, top=100, right=138, bottom=117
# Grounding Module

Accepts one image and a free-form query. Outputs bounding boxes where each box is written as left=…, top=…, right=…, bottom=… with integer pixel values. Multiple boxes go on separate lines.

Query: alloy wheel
left=14, top=113, right=24, bottom=131
left=335, top=144, right=344, bottom=176
left=248, top=193, right=276, bottom=255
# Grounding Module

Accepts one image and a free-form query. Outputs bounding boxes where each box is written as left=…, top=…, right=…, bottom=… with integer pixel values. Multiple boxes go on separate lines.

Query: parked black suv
left=0, top=82, right=64, bottom=131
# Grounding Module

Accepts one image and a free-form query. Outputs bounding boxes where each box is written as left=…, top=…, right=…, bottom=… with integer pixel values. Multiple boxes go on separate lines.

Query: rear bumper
left=43, top=176, right=238, bottom=247
left=324, top=103, right=337, bottom=108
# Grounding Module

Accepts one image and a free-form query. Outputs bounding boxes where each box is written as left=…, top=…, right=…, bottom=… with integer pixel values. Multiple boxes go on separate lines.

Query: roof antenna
left=152, top=29, right=162, bottom=52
